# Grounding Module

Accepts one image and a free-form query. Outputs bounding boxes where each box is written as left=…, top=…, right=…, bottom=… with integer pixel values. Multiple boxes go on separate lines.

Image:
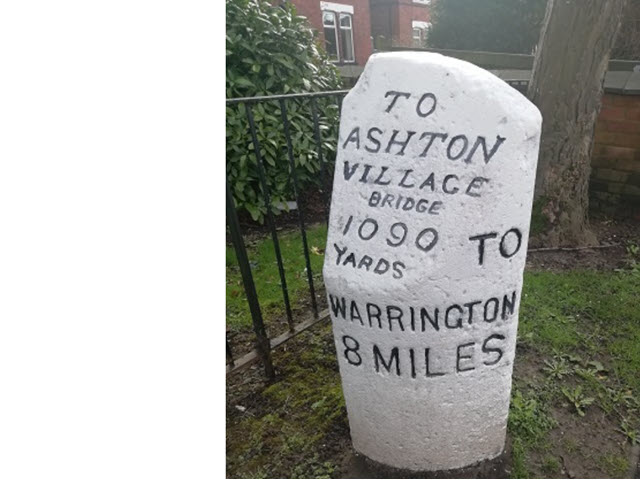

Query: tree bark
left=527, top=0, right=627, bottom=247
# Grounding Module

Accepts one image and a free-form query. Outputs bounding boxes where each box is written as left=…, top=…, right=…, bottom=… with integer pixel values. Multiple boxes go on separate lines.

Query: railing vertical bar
left=226, top=178, right=275, bottom=378
left=245, top=104, right=294, bottom=332
left=309, top=97, right=331, bottom=225
left=279, top=98, right=319, bottom=318
left=226, top=337, right=235, bottom=367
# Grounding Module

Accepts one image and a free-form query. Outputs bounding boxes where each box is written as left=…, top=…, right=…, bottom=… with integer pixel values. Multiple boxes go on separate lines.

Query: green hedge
left=226, top=0, right=342, bottom=222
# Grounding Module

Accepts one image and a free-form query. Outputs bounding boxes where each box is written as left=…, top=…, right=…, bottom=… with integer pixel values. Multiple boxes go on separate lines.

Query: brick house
left=370, top=0, right=432, bottom=49
left=280, top=0, right=373, bottom=66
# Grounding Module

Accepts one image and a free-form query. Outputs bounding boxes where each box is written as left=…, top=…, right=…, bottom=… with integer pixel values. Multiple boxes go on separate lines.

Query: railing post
left=226, top=178, right=275, bottom=378
left=279, top=98, right=319, bottom=318
left=245, top=104, right=295, bottom=332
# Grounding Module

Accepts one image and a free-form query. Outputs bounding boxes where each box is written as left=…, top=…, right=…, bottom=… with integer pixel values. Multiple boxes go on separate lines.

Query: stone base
left=341, top=436, right=512, bottom=479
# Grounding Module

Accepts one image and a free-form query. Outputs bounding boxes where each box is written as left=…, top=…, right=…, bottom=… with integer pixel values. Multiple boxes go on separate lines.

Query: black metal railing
left=226, top=90, right=349, bottom=377
left=226, top=79, right=528, bottom=378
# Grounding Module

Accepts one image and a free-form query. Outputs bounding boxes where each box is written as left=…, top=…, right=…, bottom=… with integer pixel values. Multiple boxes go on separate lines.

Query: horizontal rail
left=226, top=89, right=350, bottom=105
left=226, top=309, right=330, bottom=375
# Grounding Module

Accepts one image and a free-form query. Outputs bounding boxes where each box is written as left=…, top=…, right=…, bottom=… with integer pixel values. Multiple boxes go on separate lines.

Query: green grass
left=519, top=270, right=640, bottom=393
left=226, top=227, right=640, bottom=478
left=226, top=223, right=327, bottom=330
left=226, top=326, right=345, bottom=478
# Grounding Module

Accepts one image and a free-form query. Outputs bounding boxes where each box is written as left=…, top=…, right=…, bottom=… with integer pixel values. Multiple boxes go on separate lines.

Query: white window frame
left=322, top=10, right=340, bottom=62
left=412, top=0, right=431, bottom=4
left=411, top=20, right=431, bottom=47
left=320, top=2, right=356, bottom=64
left=338, top=13, right=355, bottom=63
left=320, top=1, right=354, bottom=15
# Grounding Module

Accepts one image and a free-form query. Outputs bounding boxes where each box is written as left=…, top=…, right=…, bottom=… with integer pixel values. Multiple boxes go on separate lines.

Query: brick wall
left=394, top=0, right=431, bottom=47
left=289, top=0, right=372, bottom=66
left=591, top=93, right=640, bottom=213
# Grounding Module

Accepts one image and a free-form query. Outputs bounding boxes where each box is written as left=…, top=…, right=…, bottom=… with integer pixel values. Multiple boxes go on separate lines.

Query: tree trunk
left=527, top=0, right=627, bottom=247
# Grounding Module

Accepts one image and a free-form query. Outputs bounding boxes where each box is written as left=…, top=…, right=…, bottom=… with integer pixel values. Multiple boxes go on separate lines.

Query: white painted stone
left=322, top=52, right=541, bottom=472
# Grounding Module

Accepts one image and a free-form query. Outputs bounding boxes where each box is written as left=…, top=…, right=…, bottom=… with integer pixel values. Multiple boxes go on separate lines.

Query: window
left=412, top=28, right=423, bottom=47
left=412, top=0, right=431, bottom=4
left=339, top=14, right=355, bottom=62
left=320, top=2, right=355, bottom=63
left=323, top=11, right=339, bottom=61
left=411, top=20, right=431, bottom=47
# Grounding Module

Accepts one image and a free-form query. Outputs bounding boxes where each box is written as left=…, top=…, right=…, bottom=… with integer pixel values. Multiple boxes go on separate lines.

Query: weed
left=617, top=419, right=639, bottom=445
left=542, top=357, right=572, bottom=379
left=597, top=453, right=629, bottom=477
left=510, top=437, right=530, bottom=479
left=510, top=389, right=557, bottom=442
left=541, top=455, right=560, bottom=475
left=561, top=437, right=579, bottom=454
left=562, top=386, right=595, bottom=416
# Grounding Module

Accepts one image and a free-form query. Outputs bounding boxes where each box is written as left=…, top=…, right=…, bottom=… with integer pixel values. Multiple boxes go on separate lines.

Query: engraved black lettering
left=359, top=164, right=373, bottom=183
left=384, top=90, right=411, bottom=113
left=456, top=342, right=476, bottom=372
left=402, top=197, right=415, bottom=211
left=357, top=255, right=374, bottom=271
left=416, top=93, right=437, bottom=117
left=387, top=305, right=405, bottom=331
left=447, top=135, right=469, bottom=160
left=350, top=301, right=364, bottom=325
left=368, top=191, right=381, bottom=207
left=343, top=215, right=353, bottom=235
left=382, top=194, right=394, bottom=208
left=367, top=303, right=382, bottom=328
left=343, top=252, right=357, bottom=267
left=392, top=261, right=405, bottom=279
left=365, top=127, right=383, bottom=153
left=483, top=297, right=499, bottom=322
left=385, top=130, right=416, bottom=156
left=420, top=307, right=439, bottom=331
left=501, top=291, right=516, bottom=320
left=358, top=218, right=378, bottom=241
left=409, top=348, right=417, bottom=378
left=374, top=166, right=392, bottom=185
left=464, top=300, right=482, bottom=324
left=399, top=169, right=415, bottom=188
left=482, top=334, right=506, bottom=366
left=442, top=174, right=459, bottom=194
left=429, top=201, right=443, bottom=215
left=419, top=172, right=435, bottom=191
left=387, top=222, right=408, bottom=247
left=465, top=177, right=490, bottom=197
left=465, top=135, right=506, bottom=164
left=343, top=161, right=359, bottom=181
left=373, top=345, right=400, bottom=375
left=333, top=243, right=348, bottom=265
left=343, top=335, right=362, bottom=366
left=445, top=304, right=463, bottom=329
left=419, top=132, right=448, bottom=158
left=416, top=227, right=438, bottom=253
left=499, top=228, right=522, bottom=258
left=329, top=294, right=346, bottom=319
left=469, top=232, right=498, bottom=265
left=342, top=126, right=360, bottom=150
left=426, top=348, right=445, bottom=377
left=409, top=306, right=416, bottom=331
left=373, top=258, right=390, bottom=275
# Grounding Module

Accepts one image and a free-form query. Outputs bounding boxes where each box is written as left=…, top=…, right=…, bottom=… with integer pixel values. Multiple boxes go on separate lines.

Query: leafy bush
left=226, top=0, right=342, bottom=222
